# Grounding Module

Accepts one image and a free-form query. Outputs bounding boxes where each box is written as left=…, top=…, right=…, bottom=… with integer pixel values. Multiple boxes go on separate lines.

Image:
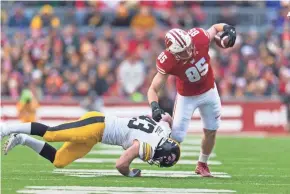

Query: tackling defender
left=1, top=111, right=180, bottom=177
left=148, top=23, right=236, bottom=177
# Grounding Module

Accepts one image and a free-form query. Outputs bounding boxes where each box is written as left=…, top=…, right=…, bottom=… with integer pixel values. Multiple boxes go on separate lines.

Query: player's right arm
left=116, top=140, right=141, bottom=177
left=148, top=51, right=173, bottom=122
left=148, top=72, right=169, bottom=104
left=147, top=72, right=168, bottom=121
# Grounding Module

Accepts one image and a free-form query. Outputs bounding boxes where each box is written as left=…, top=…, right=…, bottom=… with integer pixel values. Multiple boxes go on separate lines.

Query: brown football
left=214, top=32, right=229, bottom=48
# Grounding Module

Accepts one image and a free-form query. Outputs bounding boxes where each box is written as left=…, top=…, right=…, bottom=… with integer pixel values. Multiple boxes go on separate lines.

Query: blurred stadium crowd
left=1, top=1, right=290, bottom=105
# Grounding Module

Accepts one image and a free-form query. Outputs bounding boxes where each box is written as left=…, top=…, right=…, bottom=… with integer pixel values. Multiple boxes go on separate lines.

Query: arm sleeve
left=138, top=142, right=154, bottom=161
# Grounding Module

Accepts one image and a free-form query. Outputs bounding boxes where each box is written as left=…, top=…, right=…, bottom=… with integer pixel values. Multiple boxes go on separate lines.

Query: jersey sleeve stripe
left=142, top=142, right=146, bottom=160
left=156, top=65, right=166, bottom=75
left=145, top=143, right=151, bottom=161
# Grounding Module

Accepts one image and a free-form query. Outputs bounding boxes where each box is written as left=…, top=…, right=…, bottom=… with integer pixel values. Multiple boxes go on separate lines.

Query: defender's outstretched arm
left=116, top=140, right=140, bottom=177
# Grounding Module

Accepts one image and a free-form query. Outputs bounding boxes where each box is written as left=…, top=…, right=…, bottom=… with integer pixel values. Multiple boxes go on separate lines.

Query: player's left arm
left=207, top=23, right=236, bottom=47
left=115, top=140, right=141, bottom=177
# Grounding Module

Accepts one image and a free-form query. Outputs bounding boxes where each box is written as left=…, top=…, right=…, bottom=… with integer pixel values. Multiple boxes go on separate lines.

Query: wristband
left=223, top=24, right=231, bottom=31
left=150, top=101, right=159, bottom=111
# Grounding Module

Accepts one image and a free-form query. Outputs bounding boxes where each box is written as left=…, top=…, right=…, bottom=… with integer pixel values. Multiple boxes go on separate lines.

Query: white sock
left=7, top=123, right=32, bottom=135
left=198, top=153, right=210, bottom=163
left=21, top=134, right=45, bottom=153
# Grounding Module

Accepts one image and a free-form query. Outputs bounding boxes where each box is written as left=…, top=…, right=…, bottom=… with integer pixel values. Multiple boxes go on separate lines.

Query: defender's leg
left=44, top=112, right=105, bottom=167
left=2, top=111, right=105, bottom=168
left=1, top=112, right=105, bottom=143
left=53, top=140, right=96, bottom=168
left=43, top=112, right=105, bottom=143
left=1, top=122, right=49, bottom=140
left=3, top=134, right=96, bottom=168
left=3, top=133, right=57, bottom=163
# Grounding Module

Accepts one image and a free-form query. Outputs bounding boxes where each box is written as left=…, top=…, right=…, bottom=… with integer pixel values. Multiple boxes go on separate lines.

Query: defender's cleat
left=3, top=134, right=24, bottom=155
left=195, top=161, right=213, bottom=177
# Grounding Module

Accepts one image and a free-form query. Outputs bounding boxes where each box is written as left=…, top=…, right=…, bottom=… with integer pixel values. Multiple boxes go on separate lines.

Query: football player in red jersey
left=147, top=23, right=236, bottom=177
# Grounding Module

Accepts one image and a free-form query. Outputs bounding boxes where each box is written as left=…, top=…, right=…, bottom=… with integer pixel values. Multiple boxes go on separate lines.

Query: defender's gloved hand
left=151, top=101, right=165, bottom=122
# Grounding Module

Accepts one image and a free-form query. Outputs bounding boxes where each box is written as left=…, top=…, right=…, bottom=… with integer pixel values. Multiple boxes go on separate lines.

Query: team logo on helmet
left=165, top=28, right=193, bottom=60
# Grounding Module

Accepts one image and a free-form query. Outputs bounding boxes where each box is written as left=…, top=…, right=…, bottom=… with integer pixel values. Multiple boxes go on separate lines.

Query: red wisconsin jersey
left=156, top=28, right=214, bottom=96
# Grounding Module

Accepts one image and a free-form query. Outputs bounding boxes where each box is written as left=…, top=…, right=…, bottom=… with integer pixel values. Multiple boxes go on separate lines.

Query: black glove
left=151, top=101, right=165, bottom=122
left=221, top=24, right=236, bottom=47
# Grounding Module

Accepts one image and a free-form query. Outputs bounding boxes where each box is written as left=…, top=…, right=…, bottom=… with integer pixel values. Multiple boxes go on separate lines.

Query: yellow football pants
left=43, top=111, right=105, bottom=168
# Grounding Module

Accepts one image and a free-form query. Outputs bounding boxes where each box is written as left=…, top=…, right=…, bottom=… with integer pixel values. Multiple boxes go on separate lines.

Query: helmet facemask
left=148, top=153, right=178, bottom=167
left=148, top=138, right=180, bottom=168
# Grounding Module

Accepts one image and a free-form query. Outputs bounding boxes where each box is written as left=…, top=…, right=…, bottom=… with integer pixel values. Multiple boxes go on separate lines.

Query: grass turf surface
left=1, top=136, right=290, bottom=194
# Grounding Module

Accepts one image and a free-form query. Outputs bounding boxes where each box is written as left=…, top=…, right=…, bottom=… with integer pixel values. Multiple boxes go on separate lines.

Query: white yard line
left=182, top=139, right=201, bottom=145
left=53, top=169, right=231, bottom=178
left=89, top=150, right=216, bottom=157
left=18, top=186, right=236, bottom=194
left=75, top=158, right=222, bottom=165
left=180, top=146, right=201, bottom=151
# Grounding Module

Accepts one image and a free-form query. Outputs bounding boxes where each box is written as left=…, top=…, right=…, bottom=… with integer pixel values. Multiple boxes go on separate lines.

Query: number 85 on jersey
left=185, top=57, right=208, bottom=83
left=157, top=52, right=209, bottom=83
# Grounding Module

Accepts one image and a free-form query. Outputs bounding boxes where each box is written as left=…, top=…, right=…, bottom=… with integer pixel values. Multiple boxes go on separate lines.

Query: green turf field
left=1, top=135, right=290, bottom=194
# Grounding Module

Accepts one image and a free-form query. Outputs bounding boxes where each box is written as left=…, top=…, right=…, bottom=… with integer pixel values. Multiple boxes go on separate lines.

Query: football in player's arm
left=148, top=23, right=236, bottom=121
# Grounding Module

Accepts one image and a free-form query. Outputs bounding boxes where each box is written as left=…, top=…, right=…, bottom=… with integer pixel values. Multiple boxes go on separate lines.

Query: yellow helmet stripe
left=145, top=143, right=151, bottom=161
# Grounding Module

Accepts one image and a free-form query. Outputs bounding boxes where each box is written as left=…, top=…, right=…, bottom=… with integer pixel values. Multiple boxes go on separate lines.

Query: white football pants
left=171, top=85, right=222, bottom=143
